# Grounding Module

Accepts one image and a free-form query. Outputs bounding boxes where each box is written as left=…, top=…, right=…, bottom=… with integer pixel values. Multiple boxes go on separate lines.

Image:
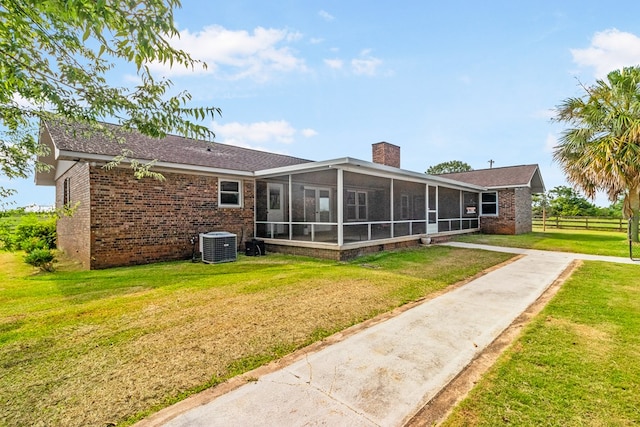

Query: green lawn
left=0, top=247, right=513, bottom=427
left=454, top=228, right=631, bottom=257
left=443, top=261, right=640, bottom=426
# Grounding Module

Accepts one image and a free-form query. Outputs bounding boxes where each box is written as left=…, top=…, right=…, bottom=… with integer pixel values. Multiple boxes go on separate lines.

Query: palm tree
left=553, top=66, right=640, bottom=242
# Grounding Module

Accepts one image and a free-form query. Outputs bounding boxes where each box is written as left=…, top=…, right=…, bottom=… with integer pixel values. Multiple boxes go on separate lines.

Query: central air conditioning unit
left=199, top=232, right=237, bottom=264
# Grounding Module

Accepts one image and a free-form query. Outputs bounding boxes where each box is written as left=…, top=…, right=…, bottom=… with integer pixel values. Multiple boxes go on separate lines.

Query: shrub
left=24, top=248, right=56, bottom=272
left=15, top=215, right=56, bottom=250
left=21, top=237, right=48, bottom=253
left=0, top=222, right=18, bottom=250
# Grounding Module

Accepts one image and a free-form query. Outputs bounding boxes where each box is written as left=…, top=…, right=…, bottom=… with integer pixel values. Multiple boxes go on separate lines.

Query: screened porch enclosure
left=254, top=166, right=480, bottom=245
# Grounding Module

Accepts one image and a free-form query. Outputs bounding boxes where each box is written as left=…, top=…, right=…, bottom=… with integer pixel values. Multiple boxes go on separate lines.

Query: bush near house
left=0, top=210, right=56, bottom=251
left=24, top=248, right=56, bottom=272
left=0, top=211, right=57, bottom=271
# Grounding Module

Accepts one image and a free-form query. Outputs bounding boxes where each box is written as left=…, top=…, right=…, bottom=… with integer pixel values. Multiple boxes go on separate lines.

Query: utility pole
left=488, top=159, right=495, bottom=169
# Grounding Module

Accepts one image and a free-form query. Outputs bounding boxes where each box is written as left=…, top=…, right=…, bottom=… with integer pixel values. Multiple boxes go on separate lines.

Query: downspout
left=390, top=179, right=394, bottom=238
left=459, top=190, right=463, bottom=230
left=425, top=184, right=429, bottom=235
left=435, top=186, right=439, bottom=232
left=288, top=174, right=293, bottom=240
left=337, top=168, right=344, bottom=246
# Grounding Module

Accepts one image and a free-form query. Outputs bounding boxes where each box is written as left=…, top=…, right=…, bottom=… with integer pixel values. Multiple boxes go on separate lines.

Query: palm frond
left=553, top=66, right=640, bottom=210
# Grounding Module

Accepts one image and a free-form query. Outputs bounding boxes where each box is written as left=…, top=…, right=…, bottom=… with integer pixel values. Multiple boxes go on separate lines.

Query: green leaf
left=0, top=0, right=222, bottom=204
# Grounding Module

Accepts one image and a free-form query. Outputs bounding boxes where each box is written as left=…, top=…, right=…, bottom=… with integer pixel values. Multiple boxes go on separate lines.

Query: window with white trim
left=219, top=179, right=242, bottom=207
left=346, top=190, right=367, bottom=221
left=480, top=191, right=498, bottom=215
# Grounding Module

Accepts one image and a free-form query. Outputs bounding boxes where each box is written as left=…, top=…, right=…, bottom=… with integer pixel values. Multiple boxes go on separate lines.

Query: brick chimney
left=372, top=142, right=400, bottom=168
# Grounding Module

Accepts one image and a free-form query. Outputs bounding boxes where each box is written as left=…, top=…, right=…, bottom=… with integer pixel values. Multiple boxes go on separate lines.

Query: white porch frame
left=254, top=157, right=484, bottom=248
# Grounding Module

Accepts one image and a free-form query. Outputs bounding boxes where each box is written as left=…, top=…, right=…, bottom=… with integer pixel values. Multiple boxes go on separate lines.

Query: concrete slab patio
left=137, top=244, right=636, bottom=427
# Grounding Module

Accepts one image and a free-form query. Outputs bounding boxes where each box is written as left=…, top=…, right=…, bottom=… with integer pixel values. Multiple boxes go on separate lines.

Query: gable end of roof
left=435, top=164, right=545, bottom=193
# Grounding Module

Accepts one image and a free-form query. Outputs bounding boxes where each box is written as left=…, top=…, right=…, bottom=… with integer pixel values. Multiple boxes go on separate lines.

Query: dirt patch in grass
left=544, top=316, right=615, bottom=361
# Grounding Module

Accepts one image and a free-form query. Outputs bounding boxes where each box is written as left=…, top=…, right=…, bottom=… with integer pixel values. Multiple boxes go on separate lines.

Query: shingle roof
left=436, top=164, right=546, bottom=193
left=43, top=120, right=311, bottom=172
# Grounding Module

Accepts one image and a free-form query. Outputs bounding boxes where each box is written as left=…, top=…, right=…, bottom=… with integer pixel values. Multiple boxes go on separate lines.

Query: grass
left=454, top=227, right=631, bottom=257
left=0, top=246, right=513, bottom=427
left=442, top=261, right=640, bottom=426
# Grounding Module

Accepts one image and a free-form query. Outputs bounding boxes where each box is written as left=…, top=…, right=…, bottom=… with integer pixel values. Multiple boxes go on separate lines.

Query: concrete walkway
left=140, top=244, right=637, bottom=427
left=443, top=241, right=640, bottom=265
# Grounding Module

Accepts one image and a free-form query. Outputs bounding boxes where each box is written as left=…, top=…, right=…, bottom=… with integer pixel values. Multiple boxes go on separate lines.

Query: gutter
left=56, top=150, right=255, bottom=178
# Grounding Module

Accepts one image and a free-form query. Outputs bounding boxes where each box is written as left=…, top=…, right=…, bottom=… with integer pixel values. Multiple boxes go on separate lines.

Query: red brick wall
left=479, top=188, right=533, bottom=235
left=480, top=189, right=516, bottom=235
left=57, top=166, right=255, bottom=269
left=56, top=162, right=92, bottom=268
left=515, top=187, right=533, bottom=234
left=372, top=142, right=401, bottom=168
left=266, top=239, right=420, bottom=261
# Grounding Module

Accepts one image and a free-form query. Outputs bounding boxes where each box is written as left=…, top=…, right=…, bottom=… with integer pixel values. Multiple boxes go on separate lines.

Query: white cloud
left=12, top=93, right=38, bottom=109
left=571, top=29, right=640, bottom=78
left=310, top=37, right=324, bottom=44
left=324, top=58, right=343, bottom=69
left=324, top=50, right=385, bottom=76
left=545, top=133, right=557, bottom=153
left=215, top=120, right=317, bottom=148
left=148, top=25, right=307, bottom=81
left=319, top=10, right=335, bottom=22
left=123, top=74, right=142, bottom=84
left=351, top=49, right=382, bottom=76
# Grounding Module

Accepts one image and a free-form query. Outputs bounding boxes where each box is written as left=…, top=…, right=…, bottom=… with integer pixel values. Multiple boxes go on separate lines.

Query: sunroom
left=253, top=157, right=485, bottom=259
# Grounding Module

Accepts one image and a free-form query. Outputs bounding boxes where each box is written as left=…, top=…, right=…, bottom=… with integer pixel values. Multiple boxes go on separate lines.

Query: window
left=481, top=192, right=498, bottom=215
left=63, top=177, right=71, bottom=206
left=400, top=194, right=410, bottom=219
left=269, top=187, right=280, bottom=210
left=219, top=179, right=242, bottom=207
left=346, top=190, right=367, bottom=221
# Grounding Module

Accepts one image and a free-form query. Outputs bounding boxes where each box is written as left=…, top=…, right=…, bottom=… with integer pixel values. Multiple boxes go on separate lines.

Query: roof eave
left=485, top=183, right=545, bottom=194
left=256, top=157, right=487, bottom=191
left=57, top=150, right=255, bottom=178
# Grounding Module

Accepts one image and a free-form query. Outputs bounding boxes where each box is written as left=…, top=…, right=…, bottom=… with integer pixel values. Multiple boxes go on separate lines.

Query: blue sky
left=10, top=0, right=640, bottom=207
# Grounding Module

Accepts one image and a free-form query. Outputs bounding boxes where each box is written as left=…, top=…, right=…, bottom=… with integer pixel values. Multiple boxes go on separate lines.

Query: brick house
left=35, top=121, right=544, bottom=269
left=438, top=165, right=546, bottom=234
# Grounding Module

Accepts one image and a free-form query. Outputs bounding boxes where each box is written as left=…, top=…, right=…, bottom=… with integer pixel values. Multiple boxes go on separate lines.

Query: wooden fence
left=533, top=216, right=627, bottom=232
